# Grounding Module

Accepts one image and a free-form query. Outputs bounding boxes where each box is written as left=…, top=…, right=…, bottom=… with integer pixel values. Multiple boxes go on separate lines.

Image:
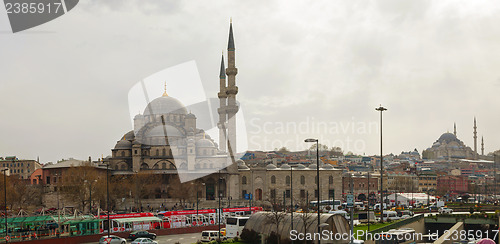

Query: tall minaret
left=473, top=117, right=478, bottom=160
left=481, top=136, right=484, bottom=156
left=217, top=53, right=227, bottom=153
left=225, top=20, right=239, bottom=164
left=454, top=122, right=457, bottom=137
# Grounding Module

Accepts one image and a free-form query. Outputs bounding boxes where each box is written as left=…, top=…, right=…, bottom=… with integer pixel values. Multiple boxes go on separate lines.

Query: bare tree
left=59, top=163, right=102, bottom=212
left=168, top=175, right=196, bottom=208
left=265, top=201, right=287, bottom=244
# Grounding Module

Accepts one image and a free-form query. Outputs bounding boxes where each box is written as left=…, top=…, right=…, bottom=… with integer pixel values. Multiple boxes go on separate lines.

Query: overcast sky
left=0, top=0, right=499, bottom=163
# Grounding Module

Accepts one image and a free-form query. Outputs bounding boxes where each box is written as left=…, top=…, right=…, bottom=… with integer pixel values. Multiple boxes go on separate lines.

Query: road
left=83, top=232, right=201, bottom=244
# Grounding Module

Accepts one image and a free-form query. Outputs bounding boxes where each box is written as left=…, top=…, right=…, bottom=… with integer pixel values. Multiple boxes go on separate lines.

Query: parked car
left=99, top=235, right=127, bottom=244
left=131, top=237, right=158, bottom=244
left=129, top=231, right=157, bottom=241
left=220, top=228, right=226, bottom=236
left=438, top=207, right=453, bottom=214
left=201, top=230, right=225, bottom=242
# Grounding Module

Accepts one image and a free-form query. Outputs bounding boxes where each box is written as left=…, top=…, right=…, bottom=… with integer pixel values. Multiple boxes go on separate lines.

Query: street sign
left=244, top=193, right=253, bottom=200
left=347, top=194, right=354, bottom=208
left=5, top=236, right=9, bottom=241
left=104, top=237, right=111, bottom=244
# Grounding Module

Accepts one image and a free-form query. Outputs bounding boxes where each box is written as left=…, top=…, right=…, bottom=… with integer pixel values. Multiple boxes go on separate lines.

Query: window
left=300, top=175, right=305, bottom=185
left=156, top=149, right=159, bottom=156
left=329, top=189, right=335, bottom=199
left=242, top=176, right=247, bottom=185
left=135, top=150, right=138, bottom=154
left=315, top=176, right=318, bottom=184
left=300, top=190, right=306, bottom=198
left=286, top=176, right=290, bottom=186
left=271, top=175, right=276, bottom=184
left=162, top=148, right=166, bottom=156
left=329, top=176, right=333, bottom=184
left=162, top=163, right=167, bottom=169
left=121, top=151, right=125, bottom=157
left=285, top=190, right=290, bottom=198
left=46, top=176, right=50, bottom=184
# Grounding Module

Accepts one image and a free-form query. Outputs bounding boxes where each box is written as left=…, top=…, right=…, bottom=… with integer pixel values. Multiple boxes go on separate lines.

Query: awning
left=113, top=217, right=162, bottom=224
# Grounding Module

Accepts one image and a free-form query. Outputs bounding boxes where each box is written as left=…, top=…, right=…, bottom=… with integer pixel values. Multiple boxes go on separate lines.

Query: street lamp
left=290, top=165, right=294, bottom=233
left=304, top=138, right=320, bottom=243
left=106, top=163, right=110, bottom=239
left=196, top=182, right=205, bottom=225
left=375, top=105, right=387, bottom=223
left=218, top=170, right=222, bottom=243
left=1, top=169, right=7, bottom=243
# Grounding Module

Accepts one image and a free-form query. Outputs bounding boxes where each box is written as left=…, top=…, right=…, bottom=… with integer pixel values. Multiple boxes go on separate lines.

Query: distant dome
left=266, top=164, right=277, bottom=170
left=438, top=133, right=458, bottom=143
left=185, top=113, right=196, bottom=119
left=280, top=164, right=291, bottom=169
left=114, top=140, right=132, bottom=149
left=196, top=138, right=215, bottom=148
left=143, top=95, right=187, bottom=116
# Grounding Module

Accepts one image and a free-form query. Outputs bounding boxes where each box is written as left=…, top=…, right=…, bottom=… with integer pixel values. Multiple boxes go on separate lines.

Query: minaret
left=217, top=53, right=227, bottom=153
left=481, top=136, right=484, bottom=156
left=473, top=117, right=478, bottom=160
left=454, top=123, right=457, bottom=137
left=225, top=20, right=239, bottom=164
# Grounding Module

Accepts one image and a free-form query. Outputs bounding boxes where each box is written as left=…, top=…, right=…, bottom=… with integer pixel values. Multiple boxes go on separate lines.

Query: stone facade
left=0, top=156, right=42, bottom=179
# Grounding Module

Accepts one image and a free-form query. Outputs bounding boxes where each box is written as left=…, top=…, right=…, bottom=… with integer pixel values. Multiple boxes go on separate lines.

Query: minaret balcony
left=225, top=67, right=238, bottom=76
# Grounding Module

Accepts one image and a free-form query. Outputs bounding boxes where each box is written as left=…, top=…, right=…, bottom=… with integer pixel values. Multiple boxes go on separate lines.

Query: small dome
left=266, top=164, right=277, bottom=170
left=196, top=139, right=215, bottom=148
left=185, top=113, right=196, bottom=119
left=296, top=164, right=306, bottom=169
left=143, top=96, right=187, bottom=116
left=280, top=164, right=291, bottom=169
left=238, top=160, right=249, bottom=170
left=114, top=140, right=132, bottom=149
left=322, top=163, right=334, bottom=169
left=308, top=164, right=318, bottom=169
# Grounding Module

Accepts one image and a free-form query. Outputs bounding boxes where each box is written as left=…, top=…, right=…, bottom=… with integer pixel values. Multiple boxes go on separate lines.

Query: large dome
left=438, top=133, right=458, bottom=143
left=143, top=95, right=187, bottom=116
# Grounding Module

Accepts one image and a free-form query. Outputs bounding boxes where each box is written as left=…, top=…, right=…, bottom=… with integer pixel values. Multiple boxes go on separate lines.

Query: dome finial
left=163, top=81, right=168, bottom=97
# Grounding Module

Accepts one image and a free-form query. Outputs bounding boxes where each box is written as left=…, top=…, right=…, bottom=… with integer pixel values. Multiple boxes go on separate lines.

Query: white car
left=131, top=237, right=158, bottom=244
left=438, top=207, right=453, bottom=214
left=99, top=235, right=127, bottom=244
left=201, top=230, right=225, bottom=242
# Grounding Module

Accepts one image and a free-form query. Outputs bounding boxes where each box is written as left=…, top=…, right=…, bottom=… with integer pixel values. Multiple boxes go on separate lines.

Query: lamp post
left=84, top=179, right=97, bottom=214
left=290, top=165, right=294, bottom=233
left=367, top=170, right=371, bottom=231
left=305, top=138, right=320, bottom=243
left=197, top=182, right=205, bottom=225
left=376, top=105, right=387, bottom=223
left=106, top=163, right=110, bottom=239
left=218, top=170, right=222, bottom=243
left=1, top=169, right=7, bottom=243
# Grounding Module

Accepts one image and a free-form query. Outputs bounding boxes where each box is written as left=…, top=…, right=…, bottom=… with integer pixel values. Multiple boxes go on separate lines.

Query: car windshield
left=202, top=232, right=210, bottom=236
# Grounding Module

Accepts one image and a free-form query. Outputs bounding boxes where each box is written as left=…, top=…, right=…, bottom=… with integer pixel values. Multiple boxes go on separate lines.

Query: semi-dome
left=308, top=163, right=318, bottom=169
left=438, top=133, right=458, bottom=143
left=143, top=95, right=188, bottom=116
left=122, top=130, right=135, bottom=141
left=296, top=164, right=306, bottom=169
left=196, top=138, right=215, bottom=148
left=144, top=125, right=184, bottom=138
left=114, top=140, right=132, bottom=149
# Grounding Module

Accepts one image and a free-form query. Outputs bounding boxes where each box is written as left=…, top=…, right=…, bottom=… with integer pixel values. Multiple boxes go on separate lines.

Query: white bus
left=225, top=216, right=249, bottom=238
left=310, top=200, right=342, bottom=212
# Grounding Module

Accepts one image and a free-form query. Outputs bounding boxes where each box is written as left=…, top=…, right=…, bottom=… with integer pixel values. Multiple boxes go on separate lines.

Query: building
left=437, top=175, right=468, bottom=195
left=238, top=161, right=342, bottom=206
left=417, top=172, right=437, bottom=192
left=0, top=156, right=42, bottom=179
left=342, top=172, right=379, bottom=202
left=107, top=22, right=240, bottom=202
left=386, top=171, right=418, bottom=193
left=422, top=122, right=477, bottom=160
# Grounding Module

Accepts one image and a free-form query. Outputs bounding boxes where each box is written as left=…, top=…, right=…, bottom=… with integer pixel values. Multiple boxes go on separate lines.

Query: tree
left=167, top=175, right=197, bottom=208
left=265, top=203, right=287, bottom=244
left=277, top=147, right=290, bottom=153
left=59, top=163, right=104, bottom=213
left=309, top=144, right=329, bottom=152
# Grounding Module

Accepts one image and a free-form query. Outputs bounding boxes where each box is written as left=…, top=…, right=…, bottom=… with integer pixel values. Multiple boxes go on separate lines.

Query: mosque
left=107, top=22, right=240, bottom=201
left=422, top=119, right=482, bottom=160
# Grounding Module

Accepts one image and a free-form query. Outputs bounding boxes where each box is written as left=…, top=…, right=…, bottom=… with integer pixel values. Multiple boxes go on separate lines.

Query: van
left=201, top=231, right=225, bottom=242
left=328, top=210, right=350, bottom=220
left=382, top=211, right=400, bottom=221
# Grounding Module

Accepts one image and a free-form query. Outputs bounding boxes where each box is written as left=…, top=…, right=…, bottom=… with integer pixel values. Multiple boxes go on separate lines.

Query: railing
left=368, top=214, right=424, bottom=235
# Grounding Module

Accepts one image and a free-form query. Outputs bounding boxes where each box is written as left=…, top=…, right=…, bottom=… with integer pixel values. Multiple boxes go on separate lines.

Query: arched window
left=242, top=176, right=247, bottom=185
left=271, top=175, right=276, bottom=184
left=162, top=163, right=167, bottom=169
left=329, top=175, right=333, bottom=184
left=286, top=176, right=290, bottom=186
left=121, top=164, right=127, bottom=170
left=121, top=151, right=125, bottom=157
left=162, top=148, right=166, bottom=156
left=156, top=149, right=159, bottom=156
left=315, top=176, right=318, bottom=185
left=300, top=175, right=305, bottom=185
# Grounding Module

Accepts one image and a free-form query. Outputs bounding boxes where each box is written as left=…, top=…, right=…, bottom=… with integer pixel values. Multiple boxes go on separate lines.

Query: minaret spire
left=473, top=117, right=478, bottom=160
left=220, top=52, right=226, bottom=79
left=228, top=21, right=235, bottom=51
left=162, top=81, right=168, bottom=97
left=218, top=52, right=228, bottom=153
left=454, top=122, right=456, bottom=136
left=225, top=20, right=239, bottom=165
left=481, top=136, right=484, bottom=156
